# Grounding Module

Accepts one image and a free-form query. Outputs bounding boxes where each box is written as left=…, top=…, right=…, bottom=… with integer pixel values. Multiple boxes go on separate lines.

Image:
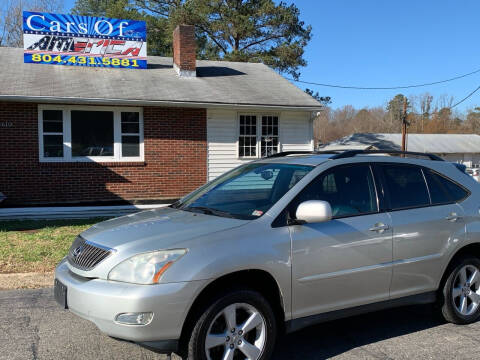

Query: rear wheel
left=187, top=289, right=277, bottom=360
left=441, top=256, right=480, bottom=324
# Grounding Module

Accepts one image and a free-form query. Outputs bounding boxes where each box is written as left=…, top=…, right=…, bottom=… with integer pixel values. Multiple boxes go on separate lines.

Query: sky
left=62, top=0, right=480, bottom=113
left=285, top=0, right=480, bottom=113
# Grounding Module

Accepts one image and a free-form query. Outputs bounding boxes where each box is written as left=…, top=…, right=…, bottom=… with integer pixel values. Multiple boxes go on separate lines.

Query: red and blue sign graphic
left=23, top=11, right=147, bottom=69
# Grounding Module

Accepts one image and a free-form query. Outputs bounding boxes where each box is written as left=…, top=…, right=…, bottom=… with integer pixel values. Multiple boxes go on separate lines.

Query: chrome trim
left=67, top=236, right=115, bottom=271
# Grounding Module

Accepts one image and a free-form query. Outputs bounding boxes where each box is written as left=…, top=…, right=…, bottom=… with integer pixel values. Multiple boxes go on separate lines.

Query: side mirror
left=295, top=200, right=332, bottom=224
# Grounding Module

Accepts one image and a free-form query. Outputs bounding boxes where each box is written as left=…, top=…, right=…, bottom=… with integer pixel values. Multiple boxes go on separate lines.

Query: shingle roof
left=322, top=133, right=480, bottom=154
left=0, top=47, right=321, bottom=110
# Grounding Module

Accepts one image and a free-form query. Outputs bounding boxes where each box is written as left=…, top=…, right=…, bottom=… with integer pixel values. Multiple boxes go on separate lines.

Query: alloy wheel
left=452, top=264, right=480, bottom=316
left=205, top=302, right=267, bottom=360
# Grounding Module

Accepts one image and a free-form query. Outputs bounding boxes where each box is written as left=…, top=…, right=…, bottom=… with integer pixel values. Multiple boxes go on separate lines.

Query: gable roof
left=322, top=133, right=480, bottom=154
left=0, top=47, right=321, bottom=110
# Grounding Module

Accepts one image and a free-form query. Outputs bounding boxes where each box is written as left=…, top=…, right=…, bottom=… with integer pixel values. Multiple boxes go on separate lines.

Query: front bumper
left=55, top=260, right=207, bottom=346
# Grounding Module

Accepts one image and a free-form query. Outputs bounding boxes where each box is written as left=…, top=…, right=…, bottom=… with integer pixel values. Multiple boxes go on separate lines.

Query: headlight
left=108, top=249, right=186, bottom=284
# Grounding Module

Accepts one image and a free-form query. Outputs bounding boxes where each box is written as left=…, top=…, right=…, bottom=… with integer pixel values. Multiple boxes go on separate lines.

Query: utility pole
left=401, top=97, right=408, bottom=152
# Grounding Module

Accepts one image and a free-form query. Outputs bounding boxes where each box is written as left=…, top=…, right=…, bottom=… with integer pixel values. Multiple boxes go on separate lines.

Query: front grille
left=67, top=236, right=112, bottom=271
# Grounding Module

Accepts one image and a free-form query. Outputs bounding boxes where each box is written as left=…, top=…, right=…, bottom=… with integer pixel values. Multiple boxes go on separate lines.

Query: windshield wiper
left=169, top=201, right=181, bottom=209
left=185, top=206, right=237, bottom=219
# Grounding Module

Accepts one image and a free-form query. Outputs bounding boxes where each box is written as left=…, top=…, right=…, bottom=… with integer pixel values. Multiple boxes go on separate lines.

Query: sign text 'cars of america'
left=23, top=11, right=147, bottom=69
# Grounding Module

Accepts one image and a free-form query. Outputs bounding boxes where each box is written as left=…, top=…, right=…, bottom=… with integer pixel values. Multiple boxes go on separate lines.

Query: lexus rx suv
left=55, top=150, right=480, bottom=360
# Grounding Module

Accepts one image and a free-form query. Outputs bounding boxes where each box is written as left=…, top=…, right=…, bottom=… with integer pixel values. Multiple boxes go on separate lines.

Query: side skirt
left=285, top=291, right=437, bottom=334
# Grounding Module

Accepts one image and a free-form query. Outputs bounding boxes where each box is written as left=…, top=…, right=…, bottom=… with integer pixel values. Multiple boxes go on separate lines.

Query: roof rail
left=266, top=150, right=349, bottom=159
left=330, top=150, right=444, bottom=161
left=266, top=151, right=317, bottom=158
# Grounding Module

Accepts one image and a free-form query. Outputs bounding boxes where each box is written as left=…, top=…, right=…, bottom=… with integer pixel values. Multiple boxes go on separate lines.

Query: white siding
left=279, top=111, right=314, bottom=152
left=207, top=109, right=313, bottom=180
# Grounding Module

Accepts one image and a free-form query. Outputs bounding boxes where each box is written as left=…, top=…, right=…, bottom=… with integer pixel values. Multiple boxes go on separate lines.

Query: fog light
left=115, top=312, right=153, bottom=325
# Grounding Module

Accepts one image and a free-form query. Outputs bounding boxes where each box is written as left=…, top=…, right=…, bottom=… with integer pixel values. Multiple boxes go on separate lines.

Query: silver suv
left=55, top=150, right=480, bottom=360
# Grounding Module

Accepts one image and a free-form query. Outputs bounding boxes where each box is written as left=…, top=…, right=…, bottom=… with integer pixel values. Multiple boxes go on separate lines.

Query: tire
left=441, top=256, right=480, bottom=324
left=186, top=289, right=277, bottom=360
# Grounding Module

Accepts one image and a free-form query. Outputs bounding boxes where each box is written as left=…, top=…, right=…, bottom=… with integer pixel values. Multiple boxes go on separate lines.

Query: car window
left=426, top=170, right=468, bottom=203
left=288, top=169, right=311, bottom=189
left=424, top=170, right=452, bottom=204
left=381, top=164, right=430, bottom=209
left=292, top=164, right=378, bottom=218
left=176, top=163, right=313, bottom=220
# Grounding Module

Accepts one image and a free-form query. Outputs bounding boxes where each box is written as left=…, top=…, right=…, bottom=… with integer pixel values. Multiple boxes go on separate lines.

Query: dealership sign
left=23, top=11, right=147, bottom=69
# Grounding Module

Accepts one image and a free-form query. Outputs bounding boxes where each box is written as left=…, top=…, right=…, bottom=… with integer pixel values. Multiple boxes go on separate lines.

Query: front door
left=290, top=163, right=393, bottom=319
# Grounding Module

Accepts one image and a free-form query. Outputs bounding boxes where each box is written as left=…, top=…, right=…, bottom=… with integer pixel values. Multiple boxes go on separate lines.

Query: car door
left=290, top=163, right=393, bottom=319
left=378, top=163, right=468, bottom=298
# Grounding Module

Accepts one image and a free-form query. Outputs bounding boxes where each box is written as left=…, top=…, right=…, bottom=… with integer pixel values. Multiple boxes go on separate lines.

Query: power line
left=399, top=85, right=480, bottom=116
left=450, top=85, right=480, bottom=109
left=286, top=67, right=480, bottom=90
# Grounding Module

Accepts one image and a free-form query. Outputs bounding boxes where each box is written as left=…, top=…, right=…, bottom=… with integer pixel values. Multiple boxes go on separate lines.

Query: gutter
left=0, top=95, right=323, bottom=112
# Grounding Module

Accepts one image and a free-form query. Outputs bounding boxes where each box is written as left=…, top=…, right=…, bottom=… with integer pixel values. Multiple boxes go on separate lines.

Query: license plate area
left=54, top=279, right=68, bottom=309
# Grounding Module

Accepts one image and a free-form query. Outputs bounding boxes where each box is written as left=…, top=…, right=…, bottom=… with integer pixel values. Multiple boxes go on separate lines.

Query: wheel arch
left=178, top=269, right=286, bottom=351
left=438, top=242, right=480, bottom=290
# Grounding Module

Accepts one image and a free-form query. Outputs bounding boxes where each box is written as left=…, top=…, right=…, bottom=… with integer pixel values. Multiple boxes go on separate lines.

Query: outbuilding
left=0, top=25, right=321, bottom=206
left=321, top=133, right=480, bottom=167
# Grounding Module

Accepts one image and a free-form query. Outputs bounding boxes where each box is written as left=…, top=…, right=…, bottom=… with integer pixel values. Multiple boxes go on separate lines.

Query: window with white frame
left=38, top=105, right=143, bottom=162
left=238, top=114, right=279, bottom=158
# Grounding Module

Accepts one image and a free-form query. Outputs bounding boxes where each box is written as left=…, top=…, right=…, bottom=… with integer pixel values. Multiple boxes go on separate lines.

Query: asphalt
left=1, top=288, right=480, bottom=360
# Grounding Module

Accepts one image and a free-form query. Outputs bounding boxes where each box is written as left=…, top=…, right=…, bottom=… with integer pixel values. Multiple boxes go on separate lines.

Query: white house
left=0, top=25, right=320, bottom=206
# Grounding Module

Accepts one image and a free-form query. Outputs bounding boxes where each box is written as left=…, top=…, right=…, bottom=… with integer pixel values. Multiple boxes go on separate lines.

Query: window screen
left=260, top=115, right=279, bottom=157
left=239, top=115, right=257, bottom=157
left=42, top=110, right=63, bottom=157
left=121, top=112, right=140, bottom=157
left=71, top=111, right=114, bottom=157
left=381, top=165, right=430, bottom=209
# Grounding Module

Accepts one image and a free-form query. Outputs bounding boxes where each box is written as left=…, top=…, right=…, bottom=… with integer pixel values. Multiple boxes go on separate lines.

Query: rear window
left=381, top=164, right=430, bottom=210
left=425, top=170, right=468, bottom=203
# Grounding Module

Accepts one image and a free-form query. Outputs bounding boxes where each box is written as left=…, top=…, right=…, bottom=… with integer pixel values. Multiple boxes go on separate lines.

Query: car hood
left=80, top=207, right=249, bottom=251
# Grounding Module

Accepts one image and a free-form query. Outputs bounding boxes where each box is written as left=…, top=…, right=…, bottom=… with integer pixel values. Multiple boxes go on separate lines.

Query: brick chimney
left=173, top=24, right=196, bottom=77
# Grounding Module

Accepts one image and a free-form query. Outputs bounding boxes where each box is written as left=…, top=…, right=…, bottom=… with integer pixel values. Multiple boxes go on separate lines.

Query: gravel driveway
left=2, top=288, right=480, bottom=360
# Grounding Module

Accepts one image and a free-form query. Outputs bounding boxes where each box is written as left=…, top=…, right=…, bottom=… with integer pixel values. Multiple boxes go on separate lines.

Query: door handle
left=445, top=213, right=461, bottom=222
left=369, top=223, right=390, bottom=232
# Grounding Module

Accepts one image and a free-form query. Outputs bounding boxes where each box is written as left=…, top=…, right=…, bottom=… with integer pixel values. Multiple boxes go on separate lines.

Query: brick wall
left=0, top=102, right=207, bottom=206
left=173, top=24, right=196, bottom=73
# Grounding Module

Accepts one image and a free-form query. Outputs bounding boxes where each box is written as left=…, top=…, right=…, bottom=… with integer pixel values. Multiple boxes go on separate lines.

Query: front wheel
left=441, top=256, right=480, bottom=324
left=187, top=289, right=277, bottom=360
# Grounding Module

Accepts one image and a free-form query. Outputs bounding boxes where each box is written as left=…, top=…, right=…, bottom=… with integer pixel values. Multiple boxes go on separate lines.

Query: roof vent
left=172, top=24, right=196, bottom=77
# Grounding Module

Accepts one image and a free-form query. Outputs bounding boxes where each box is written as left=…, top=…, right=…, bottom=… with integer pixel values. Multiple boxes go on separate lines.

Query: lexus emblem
left=72, top=245, right=83, bottom=257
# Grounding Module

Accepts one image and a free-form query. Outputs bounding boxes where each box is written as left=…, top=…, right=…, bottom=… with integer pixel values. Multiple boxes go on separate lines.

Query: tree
left=386, top=94, right=409, bottom=132
left=71, top=0, right=312, bottom=76
left=466, top=107, right=480, bottom=134
left=72, top=0, right=172, bottom=56
left=305, top=88, right=331, bottom=107
left=419, top=92, right=433, bottom=132
left=0, top=0, right=63, bottom=47
left=134, top=0, right=312, bottom=78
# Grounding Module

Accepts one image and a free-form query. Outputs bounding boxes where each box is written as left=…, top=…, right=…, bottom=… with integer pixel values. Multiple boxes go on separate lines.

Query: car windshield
left=173, top=163, right=314, bottom=220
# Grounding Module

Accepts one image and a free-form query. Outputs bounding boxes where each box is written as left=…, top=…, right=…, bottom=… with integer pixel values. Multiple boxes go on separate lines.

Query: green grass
left=0, top=218, right=109, bottom=273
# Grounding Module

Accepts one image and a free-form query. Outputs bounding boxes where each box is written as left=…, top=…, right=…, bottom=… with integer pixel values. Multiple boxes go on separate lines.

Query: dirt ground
left=0, top=272, right=54, bottom=290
